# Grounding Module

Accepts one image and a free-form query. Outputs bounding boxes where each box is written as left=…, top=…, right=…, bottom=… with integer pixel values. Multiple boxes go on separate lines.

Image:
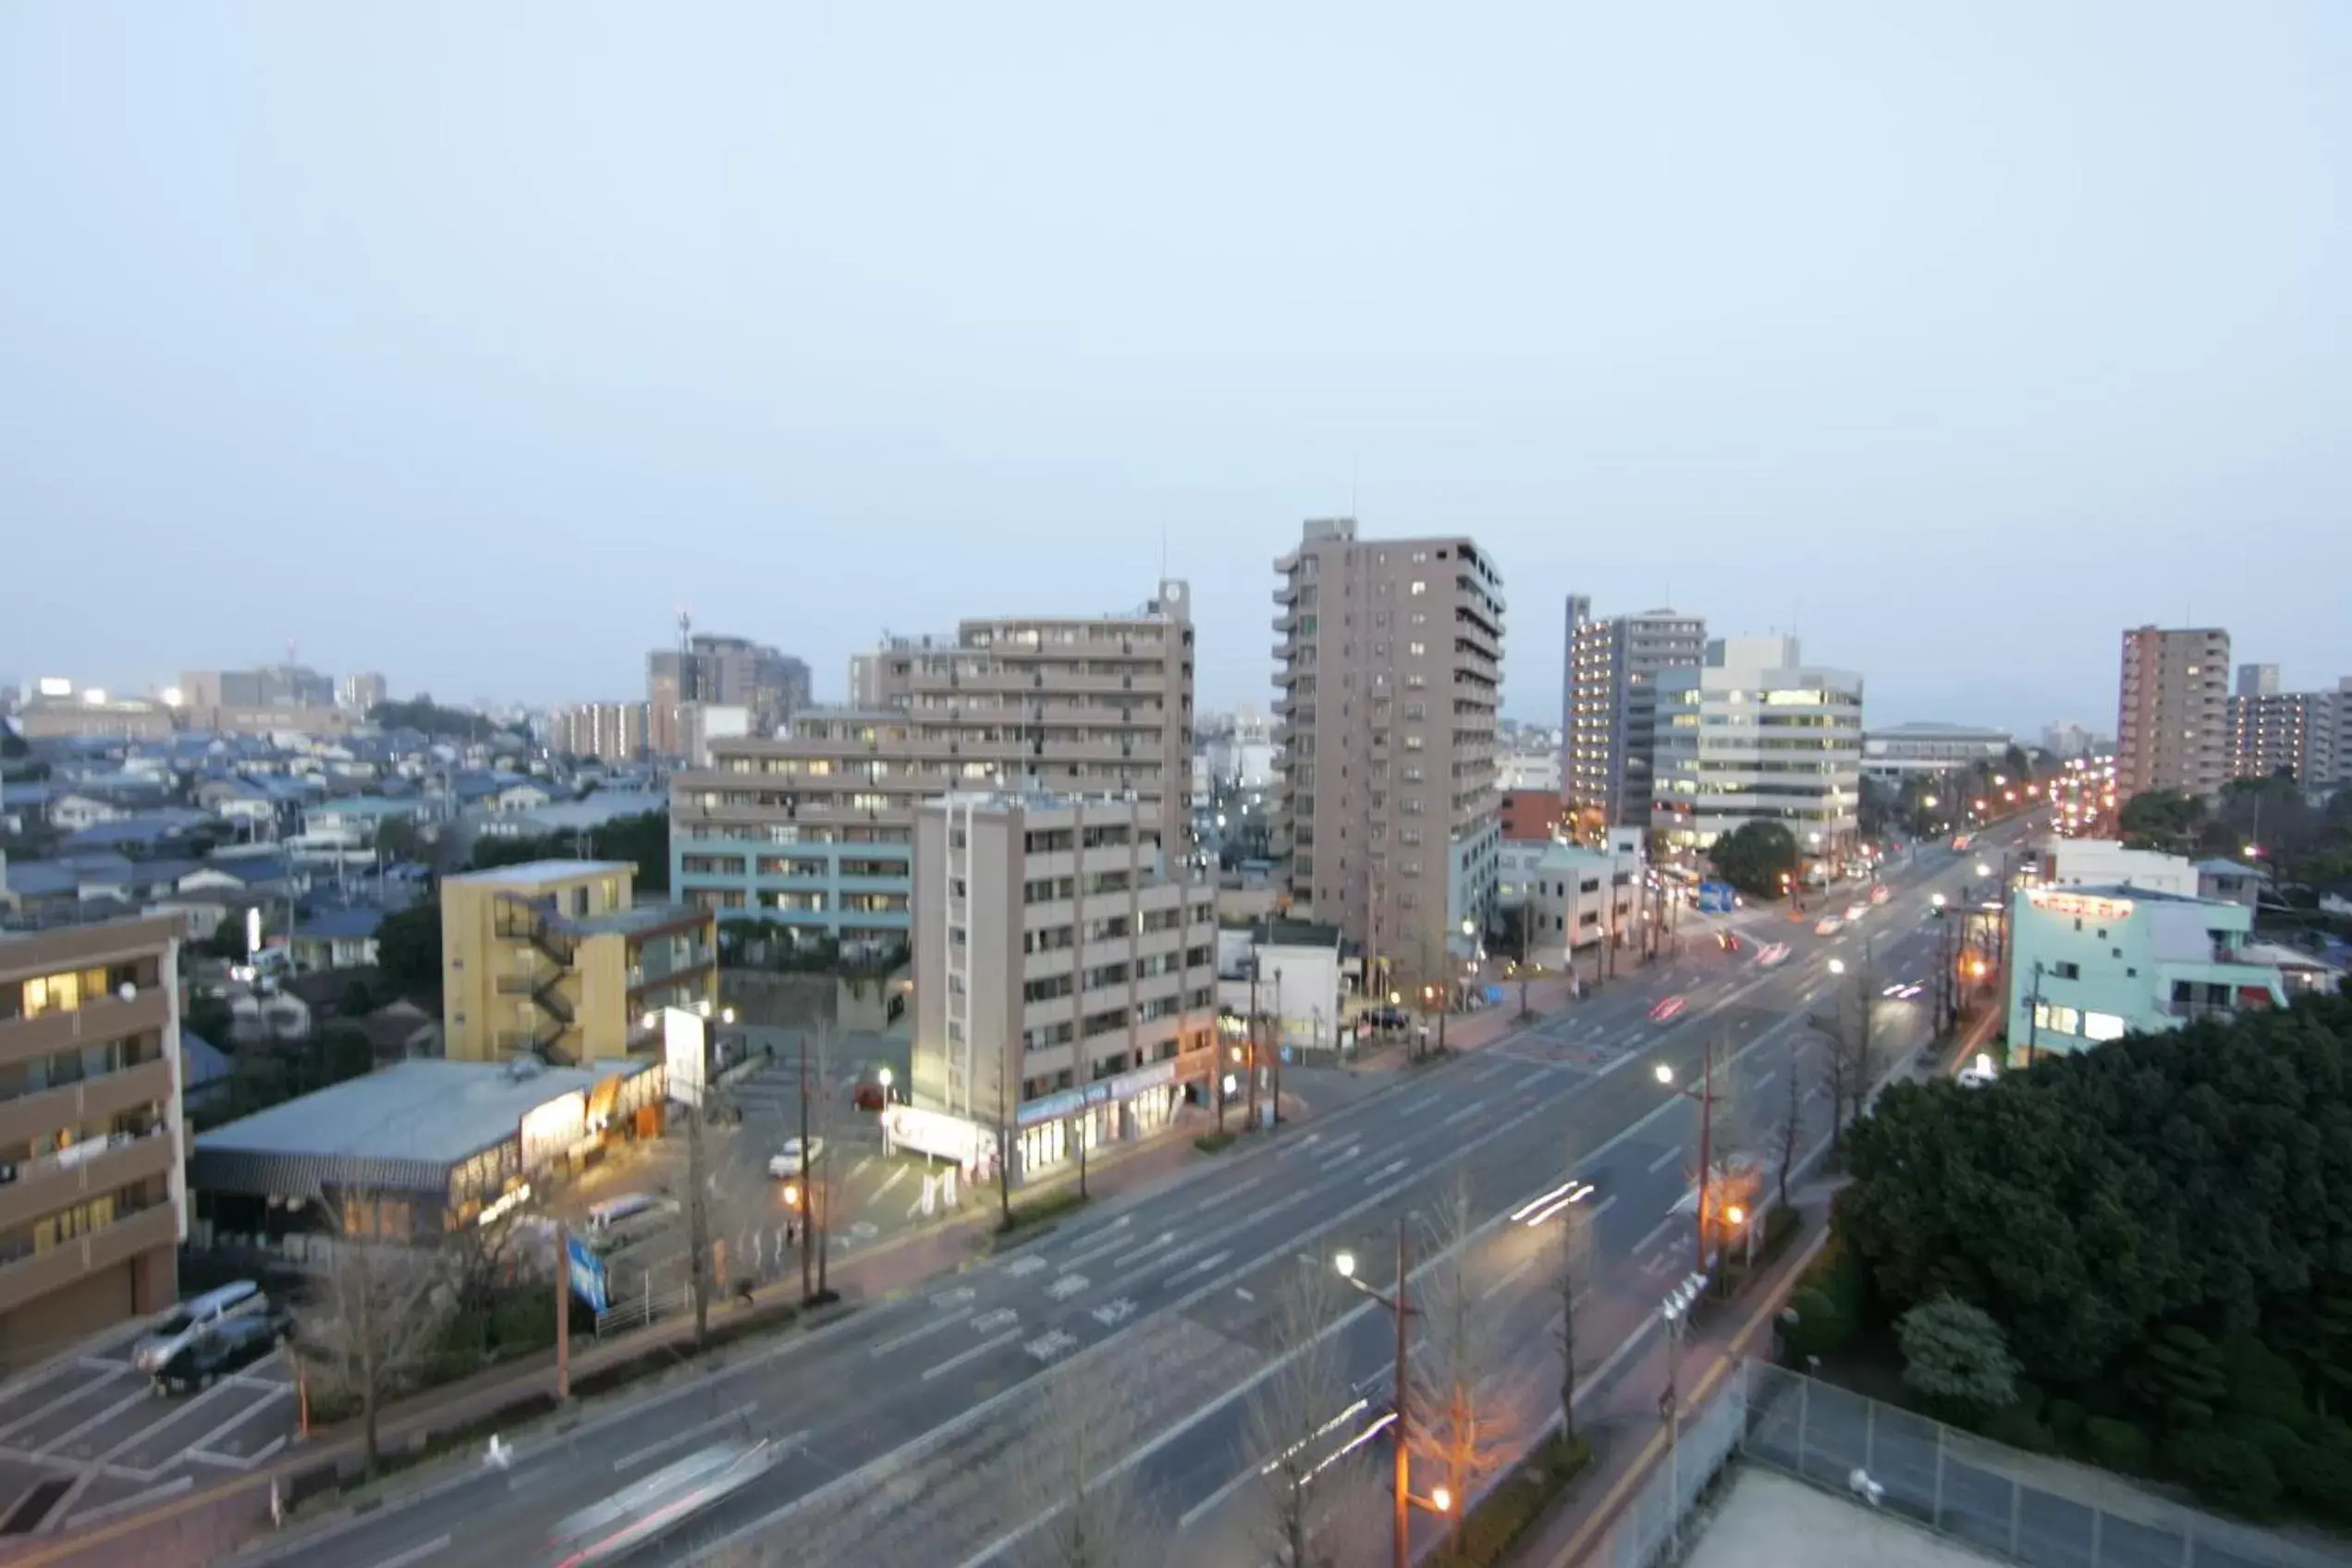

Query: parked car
left=154, top=1306, right=291, bottom=1394
left=1813, top=916, right=1843, bottom=937
left=133, top=1280, right=265, bottom=1374
left=768, top=1136, right=825, bottom=1179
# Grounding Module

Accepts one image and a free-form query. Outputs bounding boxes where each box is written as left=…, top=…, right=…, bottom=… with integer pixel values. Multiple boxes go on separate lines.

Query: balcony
left=0, top=1129, right=176, bottom=1236
left=0, top=1200, right=178, bottom=1318
left=0, top=1056, right=176, bottom=1150
left=0, top=988, right=172, bottom=1065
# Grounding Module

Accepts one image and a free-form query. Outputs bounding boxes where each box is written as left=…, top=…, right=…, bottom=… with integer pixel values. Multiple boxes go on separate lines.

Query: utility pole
left=1390, top=1219, right=1413, bottom=1568
left=2026, top=959, right=2044, bottom=1069
left=798, top=1034, right=815, bottom=1303
left=1246, top=962, right=1261, bottom=1132
left=555, top=1219, right=570, bottom=1402
left=685, top=1092, right=711, bottom=1349
left=814, top=1023, right=831, bottom=1297
left=1268, top=965, right=1284, bottom=1127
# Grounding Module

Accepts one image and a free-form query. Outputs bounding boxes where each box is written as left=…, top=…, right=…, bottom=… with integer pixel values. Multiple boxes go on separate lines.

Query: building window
left=2082, top=1011, right=2126, bottom=1041
left=1410, top=581, right=1427, bottom=595
left=1407, top=642, right=1426, bottom=658
left=2031, top=1002, right=2082, bottom=1035
left=2051, top=962, right=2080, bottom=980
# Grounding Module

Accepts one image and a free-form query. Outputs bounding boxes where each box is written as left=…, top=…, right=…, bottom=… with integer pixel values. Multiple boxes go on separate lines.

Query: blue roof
left=63, top=811, right=211, bottom=850
left=2, top=782, right=55, bottom=806
left=0, top=861, right=79, bottom=899
left=299, top=906, right=386, bottom=940
left=185, top=854, right=293, bottom=887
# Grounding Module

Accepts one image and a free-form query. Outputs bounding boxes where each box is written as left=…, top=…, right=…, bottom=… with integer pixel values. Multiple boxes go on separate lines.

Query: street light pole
left=1654, top=1051, right=1720, bottom=1276
left=1336, top=1219, right=1420, bottom=1568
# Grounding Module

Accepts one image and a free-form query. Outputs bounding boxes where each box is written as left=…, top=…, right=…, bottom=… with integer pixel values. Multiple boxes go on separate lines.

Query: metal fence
left=1571, top=1353, right=1750, bottom=1568
left=1741, top=1364, right=2341, bottom=1568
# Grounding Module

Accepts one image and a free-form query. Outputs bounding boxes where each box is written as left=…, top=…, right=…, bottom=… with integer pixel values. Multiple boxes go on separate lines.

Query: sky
left=3, top=2, right=2346, bottom=737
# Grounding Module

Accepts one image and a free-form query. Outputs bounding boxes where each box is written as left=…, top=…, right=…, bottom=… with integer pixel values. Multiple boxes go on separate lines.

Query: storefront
left=1013, top=1059, right=1184, bottom=1182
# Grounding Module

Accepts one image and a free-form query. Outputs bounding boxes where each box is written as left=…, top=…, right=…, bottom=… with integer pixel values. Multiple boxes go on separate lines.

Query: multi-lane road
left=241, top=830, right=2015, bottom=1568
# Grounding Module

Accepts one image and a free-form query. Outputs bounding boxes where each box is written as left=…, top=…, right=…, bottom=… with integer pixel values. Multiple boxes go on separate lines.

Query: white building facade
left=1652, top=636, right=1863, bottom=856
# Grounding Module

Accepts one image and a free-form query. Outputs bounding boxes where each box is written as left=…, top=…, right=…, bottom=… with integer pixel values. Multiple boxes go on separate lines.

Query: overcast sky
left=4, top=3, right=2346, bottom=735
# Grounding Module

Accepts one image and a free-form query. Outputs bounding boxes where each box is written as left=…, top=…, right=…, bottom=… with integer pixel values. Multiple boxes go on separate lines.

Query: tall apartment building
left=1651, top=636, right=1864, bottom=855
left=181, top=664, right=335, bottom=711
left=0, top=916, right=187, bottom=1365
left=440, top=860, right=717, bottom=1065
left=647, top=632, right=811, bottom=756
left=1562, top=602, right=1707, bottom=836
left=2115, top=627, right=2231, bottom=802
left=669, top=583, right=1195, bottom=952
left=2228, top=680, right=2342, bottom=789
left=910, top=791, right=1216, bottom=1182
left=1271, top=520, right=1504, bottom=990
left=337, top=672, right=388, bottom=712
left=549, top=701, right=650, bottom=765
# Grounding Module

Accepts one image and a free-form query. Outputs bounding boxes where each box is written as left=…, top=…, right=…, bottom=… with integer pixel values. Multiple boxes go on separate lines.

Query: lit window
left=2082, top=1011, right=2126, bottom=1041
left=1410, top=581, right=1427, bottom=595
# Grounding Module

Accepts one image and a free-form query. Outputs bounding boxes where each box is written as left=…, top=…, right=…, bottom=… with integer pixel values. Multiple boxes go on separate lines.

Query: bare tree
left=1412, top=1175, right=1528, bottom=1549
left=995, top=1064, right=1015, bottom=1228
left=1008, top=1352, right=1167, bottom=1568
left=809, top=1022, right=836, bottom=1298
left=1245, top=1268, right=1387, bottom=1567
left=1774, top=1039, right=1806, bottom=1214
left=1553, top=1195, right=1594, bottom=1445
left=294, top=1191, right=450, bottom=1478
left=686, top=1088, right=714, bottom=1347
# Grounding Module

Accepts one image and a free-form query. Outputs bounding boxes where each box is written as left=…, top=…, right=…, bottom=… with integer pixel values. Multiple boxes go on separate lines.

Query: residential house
left=288, top=907, right=384, bottom=973
left=62, top=810, right=214, bottom=858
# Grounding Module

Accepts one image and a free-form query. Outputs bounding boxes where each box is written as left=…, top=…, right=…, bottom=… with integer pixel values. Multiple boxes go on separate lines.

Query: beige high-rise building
left=2116, top=627, right=2231, bottom=802
left=0, top=916, right=187, bottom=1364
left=910, top=791, right=1215, bottom=1183
left=549, top=701, right=650, bottom=764
left=1271, top=520, right=1504, bottom=994
left=669, top=583, right=1195, bottom=953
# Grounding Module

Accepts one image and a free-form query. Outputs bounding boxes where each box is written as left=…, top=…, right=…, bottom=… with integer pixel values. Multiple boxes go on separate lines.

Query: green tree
left=2117, top=790, right=2206, bottom=853
left=1898, top=1295, right=2021, bottom=1413
left=375, top=902, right=442, bottom=998
left=1708, top=820, right=1799, bottom=900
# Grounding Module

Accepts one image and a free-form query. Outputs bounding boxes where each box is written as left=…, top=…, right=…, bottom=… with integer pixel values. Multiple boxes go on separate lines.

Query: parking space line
left=0, top=1365, right=131, bottom=1444
left=42, top=1382, right=152, bottom=1455
left=167, top=1379, right=290, bottom=1464
left=58, top=1475, right=193, bottom=1532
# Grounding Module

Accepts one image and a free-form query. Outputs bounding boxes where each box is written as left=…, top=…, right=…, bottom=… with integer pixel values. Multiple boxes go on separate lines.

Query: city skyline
left=6, top=6, right=2346, bottom=734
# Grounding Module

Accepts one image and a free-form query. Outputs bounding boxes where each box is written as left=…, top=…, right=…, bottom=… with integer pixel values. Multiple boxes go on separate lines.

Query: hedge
left=1430, top=1434, right=1593, bottom=1567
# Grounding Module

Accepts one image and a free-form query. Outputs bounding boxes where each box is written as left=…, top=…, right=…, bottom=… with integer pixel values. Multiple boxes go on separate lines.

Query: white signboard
left=882, top=1102, right=992, bottom=1166
left=662, top=1006, right=710, bottom=1108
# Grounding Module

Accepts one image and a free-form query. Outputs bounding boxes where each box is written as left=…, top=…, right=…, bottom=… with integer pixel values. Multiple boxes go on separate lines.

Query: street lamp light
left=1827, top=958, right=1845, bottom=976
left=1653, top=1052, right=1721, bottom=1274
left=1333, top=1219, right=1447, bottom=1568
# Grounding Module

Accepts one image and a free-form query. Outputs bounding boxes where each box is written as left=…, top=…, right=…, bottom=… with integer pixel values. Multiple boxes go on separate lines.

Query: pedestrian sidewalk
left=1504, top=1186, right=1839, bottom=1566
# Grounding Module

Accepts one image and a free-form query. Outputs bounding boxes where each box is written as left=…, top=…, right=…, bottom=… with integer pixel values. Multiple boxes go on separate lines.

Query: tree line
left=1828, top=993, right=2352, bottom=1519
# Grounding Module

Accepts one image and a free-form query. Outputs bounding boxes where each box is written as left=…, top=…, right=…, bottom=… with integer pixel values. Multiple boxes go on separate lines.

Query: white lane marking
left=1113, top=1232, right=1175, bottom=1268
left=1363, top=1158, right=1409, bottom=1186
left=1440, top=1100, right=1488, bottom=1128
left=1481, top=1254, right=1539, bottom=1302
left=1025, top=1329, right=1080, bottom=1365
left=921, top=1331, right=1022, bottom=1382
left=1318, top=1145, right=1364, bottom=1171
left=1634, top=1214, right=1677, bottom=1255
left=929, top=1286, right=976, bottom=1309
left=362, top=1537, right=452, bottom=1568
left=1234, top=1288, right=1254, bottom=1303
left=1203, top=1174, right=1263, bottom=1208
left=1002, top=1256, right=1047, bottom=1279
left=972, top=1308, right=1020, bottom=1334
left=1752, top=1070, right=1778, bottom=1093
left=613, top=1403, right=761, bottom=1471
left=1641, top=1251, right=1677, bottom=1276
left=1046, top=1274, right=1090, bottom=1302
left=1090, top=1298, right=1138, bottom=1328
left=1055, top=1218, right=1139, bottom=1272
left=1164, top=1250, right=1232, bottom=1285
left=868, top=1166, right=910, bottom=1207
left=869, top=1308, right=974, bottom=1358
left=848, top=1157, right=874, bottom=1182
left=1646, top=1146, right=1681, bottom=1175
left=1805, top=1084, right=1829, bottom=1103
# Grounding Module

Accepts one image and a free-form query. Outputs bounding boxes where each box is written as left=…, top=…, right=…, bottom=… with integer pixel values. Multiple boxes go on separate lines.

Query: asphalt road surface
left=241, top=834, right=2014, bottom=1568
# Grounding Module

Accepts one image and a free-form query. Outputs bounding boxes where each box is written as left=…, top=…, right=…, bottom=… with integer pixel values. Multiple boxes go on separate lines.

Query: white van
left=133, top=1280, right=266, bottom=1373
left=585, top=1193, right=662, bottom=1233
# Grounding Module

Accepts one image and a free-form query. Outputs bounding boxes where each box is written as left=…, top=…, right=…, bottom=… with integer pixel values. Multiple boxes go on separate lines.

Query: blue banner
left=1697, top=881, right=1736, bottom=914
left=567, top=1231, right=609, bottom=1313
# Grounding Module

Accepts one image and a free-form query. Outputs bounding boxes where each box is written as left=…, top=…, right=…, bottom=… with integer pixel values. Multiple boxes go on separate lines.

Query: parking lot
left=0, top=1325, right=297, bottom=1537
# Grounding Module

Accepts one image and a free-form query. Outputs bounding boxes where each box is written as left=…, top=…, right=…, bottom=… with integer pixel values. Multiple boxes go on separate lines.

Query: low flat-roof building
left=190, top=1057, right=665, bottom=1243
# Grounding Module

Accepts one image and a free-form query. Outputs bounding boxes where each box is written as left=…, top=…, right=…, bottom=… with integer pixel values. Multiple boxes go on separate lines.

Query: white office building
left=1651, top=636, right=1864, bottom=856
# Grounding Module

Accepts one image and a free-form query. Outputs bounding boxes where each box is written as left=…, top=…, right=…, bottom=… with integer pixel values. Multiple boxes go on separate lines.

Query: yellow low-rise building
left=441, top=860, right=717, bottom=1065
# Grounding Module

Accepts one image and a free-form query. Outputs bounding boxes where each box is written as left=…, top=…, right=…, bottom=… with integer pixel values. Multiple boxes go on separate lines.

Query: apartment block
left=669, top=583, right=1195, bottom=951
left=1562, top=602, right=1706, bottom=835
left=1651, top=636, right=1864, bottom=855
left=0, top=916, right=187, bottom=1365
left=181, top=664, right=335, bottom=710
left=1272, top=520, right=1504, bottom=990
left=2115, top=627, right=2230, bottom=802
left=550, top=701, right=650, bottom=765
left=910, top=791, right=1216, bottom=1183
left=2226, top=669, right=2343, bottom=790
left=337, top=672, right=388, bottom=712
left=440, top=861, right=716, bottom=1065
left=648, top=632, right=811, bottom=756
